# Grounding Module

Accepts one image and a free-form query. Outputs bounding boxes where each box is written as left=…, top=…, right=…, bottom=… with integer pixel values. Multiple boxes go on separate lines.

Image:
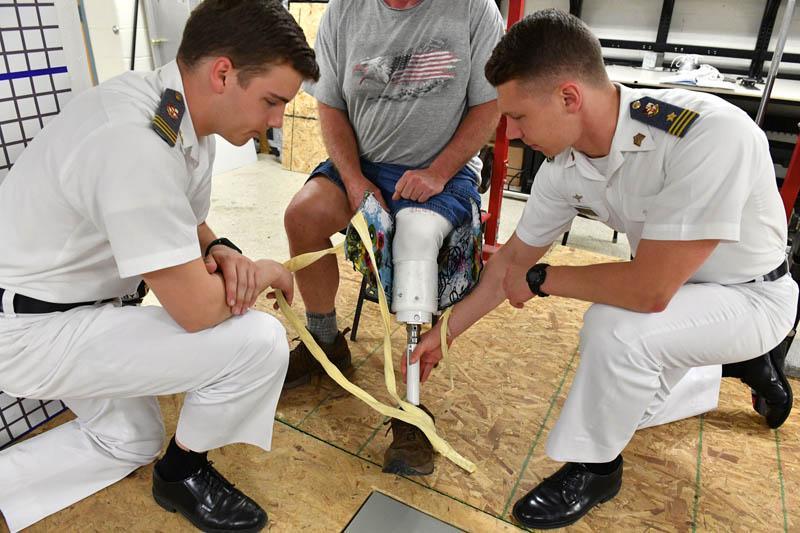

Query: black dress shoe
left=153, top=461, right=267, bottom=532
left=512, top=461, right=622, bottom=529
left=726, top=342, right=793, bottom=429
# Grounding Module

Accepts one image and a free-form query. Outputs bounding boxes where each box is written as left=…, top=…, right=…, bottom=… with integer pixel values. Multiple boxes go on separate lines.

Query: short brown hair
left=177, top=0, right=319, bottom=85
left=485, top=9, right=607, bottom=87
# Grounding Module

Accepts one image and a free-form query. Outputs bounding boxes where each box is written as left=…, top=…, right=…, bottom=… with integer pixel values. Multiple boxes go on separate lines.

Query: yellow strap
left=439, top=307, right=455, bottom=391
left=275, top=212, right=476, bottom=473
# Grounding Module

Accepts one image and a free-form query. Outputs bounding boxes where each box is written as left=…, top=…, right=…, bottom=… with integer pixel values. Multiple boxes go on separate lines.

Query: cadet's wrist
left=204, top=237, right=242, bottom=257
left=255, top=259, right=277, bottom=288
left=442, top=313, right=458, bottom=346
left=526, top=263, right=550, bottom=298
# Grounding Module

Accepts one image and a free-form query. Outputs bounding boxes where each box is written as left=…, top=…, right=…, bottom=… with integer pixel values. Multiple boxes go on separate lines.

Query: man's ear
left=209, top=57, right=234, bottom=94
left=559, top=82, right=582, bottom=114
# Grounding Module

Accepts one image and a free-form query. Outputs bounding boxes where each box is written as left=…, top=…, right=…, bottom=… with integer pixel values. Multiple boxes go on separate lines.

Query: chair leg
left=612, top=230, right=618, bottom=243
left=351, top=276, right=369, bottom=342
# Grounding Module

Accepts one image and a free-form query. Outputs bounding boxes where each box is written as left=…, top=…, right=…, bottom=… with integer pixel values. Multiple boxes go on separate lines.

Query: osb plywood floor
left=3, top=245, right=798, bottom=532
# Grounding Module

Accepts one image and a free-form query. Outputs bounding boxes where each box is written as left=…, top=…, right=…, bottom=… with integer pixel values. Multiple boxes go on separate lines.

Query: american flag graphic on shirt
left=353, top=39, right=461, bottom=101
left=387, top=50, right=458, bottom=84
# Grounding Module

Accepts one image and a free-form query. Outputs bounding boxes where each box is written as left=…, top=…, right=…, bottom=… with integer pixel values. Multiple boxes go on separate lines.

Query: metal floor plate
left=343, top=491, right=461, bottom=533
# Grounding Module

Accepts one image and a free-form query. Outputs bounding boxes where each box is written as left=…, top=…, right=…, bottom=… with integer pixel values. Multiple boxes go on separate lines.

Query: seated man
left=0, top=1, right=318, bottom=531
left=411, top=9, right=797, bottom=529
left=283, top=0, right=503, bottom=475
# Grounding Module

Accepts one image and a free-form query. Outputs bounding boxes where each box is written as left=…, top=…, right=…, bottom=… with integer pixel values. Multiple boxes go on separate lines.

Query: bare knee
left=284, top=178, right=349, bottom=242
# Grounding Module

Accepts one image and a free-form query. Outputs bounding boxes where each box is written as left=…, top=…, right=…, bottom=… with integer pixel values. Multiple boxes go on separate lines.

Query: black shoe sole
left=752, top=349, right=793, bottom=429
left=153, top=490, right=267, bottom=533
left=511, top=485, right=621, bottom=530
left=283, top=361, right=354, bottom=390
left=382, top=458, right=434, bottom=476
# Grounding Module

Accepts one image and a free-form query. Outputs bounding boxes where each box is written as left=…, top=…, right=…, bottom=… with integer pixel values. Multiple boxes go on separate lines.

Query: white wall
left=83, top=0, right=153, bottom=83
left=500, top=0, right=800, bottom=76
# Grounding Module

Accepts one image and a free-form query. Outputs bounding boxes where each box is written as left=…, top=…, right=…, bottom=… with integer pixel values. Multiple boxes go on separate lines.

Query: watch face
left=526, top=268, right=543, bottom=286
left=526, top=265, right=548, bottom=296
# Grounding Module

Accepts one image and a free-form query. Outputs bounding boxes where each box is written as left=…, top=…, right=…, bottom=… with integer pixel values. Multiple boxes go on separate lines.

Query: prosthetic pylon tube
left=394, top=259, right=438, bottom=406
left=405, top=323, right=422, bottom=405
left=392, top=208, right=452, bottom=407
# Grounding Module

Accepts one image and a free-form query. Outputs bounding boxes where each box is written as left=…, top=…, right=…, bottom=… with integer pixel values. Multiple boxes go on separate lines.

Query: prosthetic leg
left=393, top=208, right=453, bottom=404
left=383, top=208, right=452, bottom=475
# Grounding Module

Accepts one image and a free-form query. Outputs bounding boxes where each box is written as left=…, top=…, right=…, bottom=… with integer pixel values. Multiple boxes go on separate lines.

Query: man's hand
left=258, top=260, right=294, bottom=310
left=205, top=246, right=260, bottom=315
left=404, top=324, right=450, bottom=383
left=345, top=174, right=388, bottom=212
left=503, top=265, right=535, bottom=309
left=392, top=168, right=448, bottom=203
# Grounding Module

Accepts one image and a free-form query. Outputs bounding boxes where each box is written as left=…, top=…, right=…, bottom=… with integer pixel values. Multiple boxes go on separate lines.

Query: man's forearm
left=197, top=222, right=218, bottom=255
left=447, top=265, right=506, bottom=340
left=542, top=263, right=654, bottom=312
left=542, top=239, right=720, bottom=313
left=318, top=102, right=364, bottom=185
left=429, top=100, right=500, bottom=181
left=449, top=237, right=548, bottom=339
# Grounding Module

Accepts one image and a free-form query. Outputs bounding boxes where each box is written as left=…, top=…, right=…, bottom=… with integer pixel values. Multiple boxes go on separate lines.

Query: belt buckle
left=1, top=288, right=16, bottom=317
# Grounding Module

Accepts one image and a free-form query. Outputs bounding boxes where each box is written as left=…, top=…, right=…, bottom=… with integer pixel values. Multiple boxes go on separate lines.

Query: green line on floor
left=277, top=417, right=526, bottom=531
left=775, top=430, right=788, bottom=533
left=356, top=415, right=390, bottom=457
left=690, top=414, right=705, bottom=533
left=500, top=347, right=579, bottom=518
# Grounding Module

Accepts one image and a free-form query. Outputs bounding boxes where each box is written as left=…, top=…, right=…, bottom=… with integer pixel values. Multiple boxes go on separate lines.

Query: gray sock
left=306, top=310, right=338, bottom=345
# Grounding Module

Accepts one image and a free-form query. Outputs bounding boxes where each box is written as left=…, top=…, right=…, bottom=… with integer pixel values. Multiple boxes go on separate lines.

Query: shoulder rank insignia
left=630, top=96, right=699, bottom=138
left=151, top=89, right=185, bottom=147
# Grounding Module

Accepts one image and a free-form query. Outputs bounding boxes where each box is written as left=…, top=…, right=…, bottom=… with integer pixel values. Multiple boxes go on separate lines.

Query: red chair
left=780, top=123, right=800, bottom=221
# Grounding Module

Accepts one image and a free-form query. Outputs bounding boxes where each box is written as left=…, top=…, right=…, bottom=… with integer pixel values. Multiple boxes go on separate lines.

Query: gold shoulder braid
left=630, top=96, right=700, bottom=138
left=151, top=89, right=185, bottom=147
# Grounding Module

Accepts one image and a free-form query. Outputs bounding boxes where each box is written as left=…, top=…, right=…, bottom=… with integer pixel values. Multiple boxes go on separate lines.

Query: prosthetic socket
left=392, top=208, right=453, bottom=405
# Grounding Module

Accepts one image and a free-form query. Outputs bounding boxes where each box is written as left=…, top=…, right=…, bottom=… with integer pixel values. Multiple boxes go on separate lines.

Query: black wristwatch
left=205, top=237, right=242, bottom=257
left=526, top=263, right=550, bottom=297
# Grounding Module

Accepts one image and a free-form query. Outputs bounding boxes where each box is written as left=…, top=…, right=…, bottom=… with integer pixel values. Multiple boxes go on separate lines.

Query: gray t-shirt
left=305, top=0, right=504, bottom=176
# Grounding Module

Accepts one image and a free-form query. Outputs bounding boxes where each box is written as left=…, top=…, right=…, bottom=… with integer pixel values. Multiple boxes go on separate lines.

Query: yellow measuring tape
left=275, top=211, right=476, bottom=473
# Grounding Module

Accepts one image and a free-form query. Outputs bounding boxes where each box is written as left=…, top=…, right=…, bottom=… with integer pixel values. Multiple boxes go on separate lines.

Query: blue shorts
left=308, top=158, right=480, bottom=228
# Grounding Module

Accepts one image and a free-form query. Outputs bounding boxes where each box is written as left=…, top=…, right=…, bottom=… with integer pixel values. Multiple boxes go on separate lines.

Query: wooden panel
left=293, top=88, right=318, bottom=119
left=300, top=2, right=327, bottom=48
left=289, top=117, right=327, bottom=174
left=280, top=115, right=293, bottom=171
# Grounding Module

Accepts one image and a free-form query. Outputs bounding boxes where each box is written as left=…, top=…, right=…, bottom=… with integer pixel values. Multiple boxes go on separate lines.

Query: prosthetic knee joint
left=392, top=208, right=452, bottom=405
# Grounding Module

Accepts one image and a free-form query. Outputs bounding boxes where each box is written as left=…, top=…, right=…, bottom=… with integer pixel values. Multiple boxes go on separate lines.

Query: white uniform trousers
left=546, top=274, right=798, bottom=463
left=0, top=303, right=289, bottom=532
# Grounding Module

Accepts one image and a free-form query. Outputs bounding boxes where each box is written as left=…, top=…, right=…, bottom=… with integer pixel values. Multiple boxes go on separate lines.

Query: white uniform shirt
left=0, top=61, right=215, bottom=302
left=516, top=84, right=787, bottom=285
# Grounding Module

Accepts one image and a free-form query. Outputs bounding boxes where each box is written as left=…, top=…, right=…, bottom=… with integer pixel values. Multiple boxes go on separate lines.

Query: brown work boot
left=283, top=330, right=353, bottom=389
left=382, top=404, right=435, bottom=476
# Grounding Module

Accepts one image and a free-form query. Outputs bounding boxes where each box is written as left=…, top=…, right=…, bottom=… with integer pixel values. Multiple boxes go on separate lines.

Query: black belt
left=0, top=288, right=115, bottom=314
left=746, top=261, right=789, bottom=283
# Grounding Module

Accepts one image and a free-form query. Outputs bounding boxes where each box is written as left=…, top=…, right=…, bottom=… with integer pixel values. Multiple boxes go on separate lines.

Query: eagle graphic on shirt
left=352, top=39, right=460, bottom=102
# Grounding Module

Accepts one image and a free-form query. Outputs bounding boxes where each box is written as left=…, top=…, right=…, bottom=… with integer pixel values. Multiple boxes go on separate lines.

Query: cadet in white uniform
left=0, top=2, right=318, bottom=531
left=411, top=10, right=798, bottom=530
